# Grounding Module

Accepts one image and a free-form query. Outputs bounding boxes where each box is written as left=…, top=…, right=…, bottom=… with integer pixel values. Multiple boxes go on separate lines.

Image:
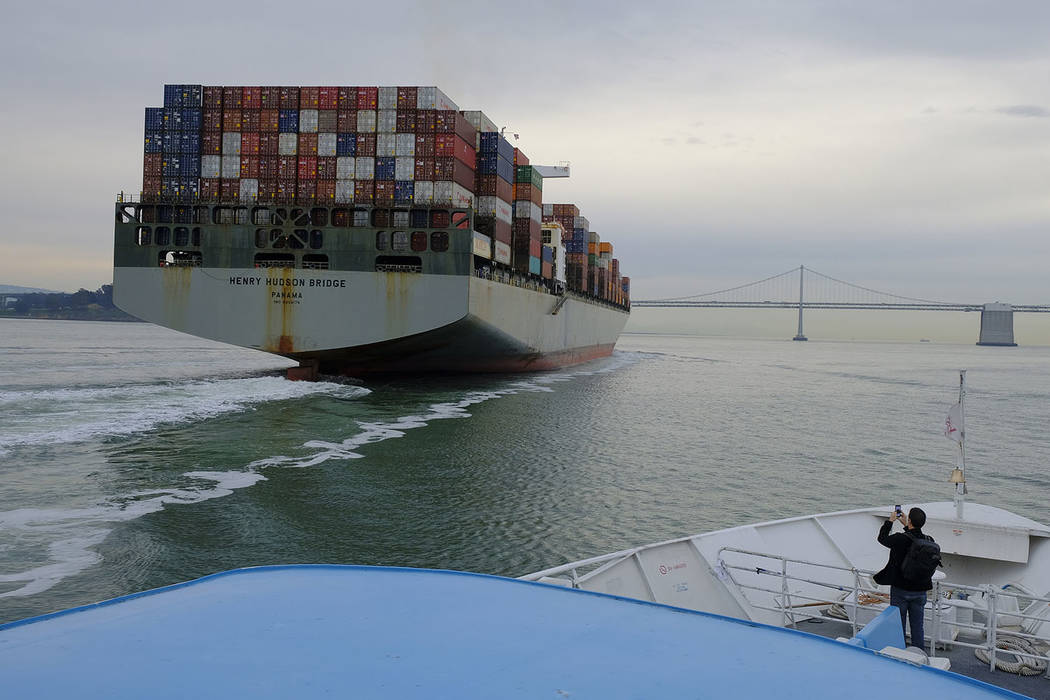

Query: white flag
left=945, top=403, right=964, bottom=443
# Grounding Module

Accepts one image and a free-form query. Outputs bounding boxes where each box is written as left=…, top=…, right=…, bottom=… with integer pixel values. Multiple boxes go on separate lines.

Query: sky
left=1, top=0, right=1048, bottom=307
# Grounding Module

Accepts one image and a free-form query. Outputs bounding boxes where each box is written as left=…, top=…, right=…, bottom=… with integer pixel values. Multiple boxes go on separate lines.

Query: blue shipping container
left=180, top=177, right=200, bottom=198
left=162, top=108, right=183, bottom=131
left=278, top=110, right=299, bottom=133
left=477, top=154, right=514, bottom=183
left=144, top=131, right=164, bottom=153
left=161, top=177, right=180, bottom=196
left=163, top=84, right=202, bottom=108
left=478, top=132, right=515, bottom=161
left=336, top=133, right=356, bottom=156
left=180, top=133, right=201, bottom=154
left=181, top=156, right=200, bottom=177
left=541, top=246, right=553, bottom=262
left=566, top=240, right=586, bottom=253
left=145, top=108, right=165, bottom=131
left=529, top=256, right=541, bottom=276
left=180, top=109, right=202, bottom=132
left=375, top=157, right=396, bottom=180
left=162, top=133, right=180, bottom=154
left=394, top=180, right=414, bottom=202
left=162, top=157, right=181, bottom=177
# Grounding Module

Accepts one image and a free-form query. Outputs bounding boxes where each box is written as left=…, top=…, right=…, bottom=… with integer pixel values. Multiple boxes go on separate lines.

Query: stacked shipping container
left=142, top=84, right=627, bottom=305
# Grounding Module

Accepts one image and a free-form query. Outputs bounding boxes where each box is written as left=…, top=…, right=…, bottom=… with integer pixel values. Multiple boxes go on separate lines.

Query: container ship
left=113, top=84, right=630, bottom=379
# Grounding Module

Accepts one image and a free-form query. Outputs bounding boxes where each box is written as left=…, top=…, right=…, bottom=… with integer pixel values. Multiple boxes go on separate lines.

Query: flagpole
left=955, top=370, right=967, bottom=519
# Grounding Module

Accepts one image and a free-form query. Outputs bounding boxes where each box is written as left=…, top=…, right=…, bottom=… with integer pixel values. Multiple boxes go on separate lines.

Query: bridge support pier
left=977, top=303, right=1017, bottom=346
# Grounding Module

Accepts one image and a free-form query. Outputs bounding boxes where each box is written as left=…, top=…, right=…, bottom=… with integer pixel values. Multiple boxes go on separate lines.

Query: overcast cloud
left=1, top=0, right=1048, bottom=304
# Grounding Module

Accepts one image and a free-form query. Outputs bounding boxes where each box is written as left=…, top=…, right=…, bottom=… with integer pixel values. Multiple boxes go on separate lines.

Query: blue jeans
left=890, top=587, right=927, bottom=649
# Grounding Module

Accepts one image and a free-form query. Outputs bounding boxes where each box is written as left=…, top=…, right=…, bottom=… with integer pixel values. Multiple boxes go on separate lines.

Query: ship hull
left=114, top=267, right=628, bottom=375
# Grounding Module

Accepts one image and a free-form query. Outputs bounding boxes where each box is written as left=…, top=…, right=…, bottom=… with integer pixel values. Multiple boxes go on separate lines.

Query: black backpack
left=901, top=532, right=941, bottom=582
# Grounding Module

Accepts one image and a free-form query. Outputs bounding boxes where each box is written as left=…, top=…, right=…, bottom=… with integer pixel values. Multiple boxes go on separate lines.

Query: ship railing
left=716, top=546, right=1050, bottom=676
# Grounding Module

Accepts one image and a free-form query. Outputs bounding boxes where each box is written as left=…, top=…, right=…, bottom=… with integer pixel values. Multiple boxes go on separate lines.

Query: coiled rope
left=974, top=636, right=1049, bottom=676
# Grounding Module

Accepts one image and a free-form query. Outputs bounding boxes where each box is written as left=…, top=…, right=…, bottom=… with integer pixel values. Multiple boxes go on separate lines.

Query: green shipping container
left=515, top=165, right=543, bottom=190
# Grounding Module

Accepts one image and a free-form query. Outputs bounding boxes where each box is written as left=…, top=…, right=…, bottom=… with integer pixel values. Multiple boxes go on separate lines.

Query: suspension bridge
left=632, top=265, right=1050, bottom=345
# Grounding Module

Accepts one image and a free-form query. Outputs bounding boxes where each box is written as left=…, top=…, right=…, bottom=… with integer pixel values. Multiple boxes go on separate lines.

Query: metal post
left=851, top=569, right=860, bottom=637
left=931, top=581, right=941, bottom=657
left=782, top=556, right=791, bottom=627
left=793, top=265, right=808, bottom=341
left=987, top=586, right=998, bottom=672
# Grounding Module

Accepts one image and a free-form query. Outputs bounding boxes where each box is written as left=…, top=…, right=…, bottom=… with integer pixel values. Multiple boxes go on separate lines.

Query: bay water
left=2, top=317, right=1049, bottom=624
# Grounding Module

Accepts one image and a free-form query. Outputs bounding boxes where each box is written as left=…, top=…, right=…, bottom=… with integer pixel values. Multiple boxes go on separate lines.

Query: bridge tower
left=792, top=265, right=807, bottom=341
left=976, top=303, right=1017, bottom=346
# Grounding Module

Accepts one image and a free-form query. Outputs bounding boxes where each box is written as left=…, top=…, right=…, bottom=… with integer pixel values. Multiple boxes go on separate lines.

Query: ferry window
left=375, top=231, right=388, bottom=250
left=174, top=206, right=192, bottom=224
left=157, top=206, right=174, bottom=223
left=174, top=227, right=190, bottom=246
left=193, top=206, right=210, bottom=224
left=139, top=206, right=157, bottom=223
left=353, top=209, right=370, bottom=227
left=252, top=207, right=273, bottom=225
left=431, top=231, right=449, bottom=252
left=332, top=208, right=349, bottom=227
left=255, top=229, right=268, bottom=248
left=309, top=230, right=323, bottom=249
left=391, top=231, right=409, bottom=252
left=191, top=227, right=201, bottom=246
left=410, top=209, right=428, bottom=228
left=303, top=254, right=329, bottom=270
left=410, top=231, right=427, bottom=252
left=393, top=210, right=410, bottom=227
left=430, top=210, right=450, bottom=228
left=270, top=229, right=285, bottom=248
left=372, top=209, right=391, bottom=227
left=310, top=208, right=328, bottom=226
left=290, top=229, right=307, bottom=249
left=136, top=226, right=151, bottom=246
left=155, top=226, right=171, bottom=246
left=452, top=211, right=470, bottom=230
left=288, top=208, right=310, bottom=226
left=118, top=205, right=137, bottom=224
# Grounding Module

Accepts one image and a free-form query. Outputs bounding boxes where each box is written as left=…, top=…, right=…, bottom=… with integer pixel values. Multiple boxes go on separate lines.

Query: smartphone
left=894, top=505, right=903, bottom=517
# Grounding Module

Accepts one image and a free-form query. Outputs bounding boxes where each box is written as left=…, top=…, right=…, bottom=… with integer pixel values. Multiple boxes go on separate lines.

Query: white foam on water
left=0, top=353, right=639, bottom=601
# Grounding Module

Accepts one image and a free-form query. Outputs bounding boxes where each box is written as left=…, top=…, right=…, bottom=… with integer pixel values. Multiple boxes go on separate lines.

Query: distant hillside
left=0, top=284, right=61, bottom=294
left=1, top=284, right=142, bottom=322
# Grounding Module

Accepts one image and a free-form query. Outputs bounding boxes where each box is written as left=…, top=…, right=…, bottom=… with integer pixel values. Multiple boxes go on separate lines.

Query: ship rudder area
left=286, top=358, right=320, bottom=381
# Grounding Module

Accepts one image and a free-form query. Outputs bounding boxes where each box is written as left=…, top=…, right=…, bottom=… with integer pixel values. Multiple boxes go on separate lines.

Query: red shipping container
left=396, top=86, right=417, bottom=109
left=453, top=136, right=475, bottom=169
left=513, top=218, right=541, bottom=238
left=300, top=87, right=320, bottom=109
left=297, top=156, right=317, bottom=179
left=258, top=179, right=277, bottom=202
left=337, top=86, right=357, bottom=109
left=318, top=86, right=338, bottom=110
left=260, top=87, right=281, bottom=107
left=260, top=109, right=279, bottom=132
left=355, top=133, right=376, bottom=156
left=435, top=110, right=456, bottom=133
left=202, top=132, right=222, bottom=155
left=514, top=148, right=529, bottom=166
left=317, top=110, right=337, bottom=133
left=142, top=176, right=162, bottom=197
left=279, top=87, right=299, bottom=109
left=143, top=152, right=162, bottom=177
left=396, top=110, right=417, bottom=133
left=354, top=180, right=374, bottom=203
left=222, top=109, right=242, bottom=132
left=221, top=178, right=240, bottom=200
left=375, top=180, right=395, bottom=205
left=242, top=86, right=261, bottom=108
left=296, top=180, right=316, bottom=204
left=514, top=183, right=542, bottom=205
left=240, top=156, right=259, bottom=179
left=278, top=156, right=297, bottom=179
left=202, top=109, right=222, bottom=132
left=552, top=203, right=580, bottom=217
left=414, top=157, right=435, bottom=181
left=415, top=134, right=435, bottom=157
left=259, top=133, right=279, bottom=155
left=541, top=261, right=552, bottom=279
left=317, top=157, right=337, bottom=180
left=259, top=156, right=279, bottom=179
left=316, top=179, right=336, bottom=202
left=298, top=133, right=318, bottom=156
left=356, top=87, right=378, bottom=110
left=222, top=87, right=243, bottom=108
left=337, top=110, right=355, bottom=132
left=276, top=179, right=296, bottom=203
left=203, top=86, right=223, bottom=108
left=199, top=178, right=220, bottom=200
left=241, top=132, right=260, bottom=155
left=491, top=219, right=512, bottom=244
left=434, top=156, right=454, bottom=180
left=415, top=109, right=436, bottom=133
left=242, top=109, right=261, bottom=132
left=454, top=112, right=475, bottom=143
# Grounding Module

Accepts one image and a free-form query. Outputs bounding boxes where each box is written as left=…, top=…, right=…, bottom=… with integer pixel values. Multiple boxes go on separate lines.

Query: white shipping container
left=494, top=240, right=511, bottom=265
left=395, top=157, right=414, bottom=180
left=413, top=180, right=434, bottom=205
left=514, top=201, right=542, bottom=222
left=335, top=179, right=355, bottom=203
left=200, top=155, right=221, bottom=179
left=278, top=133, right=298, bottom=155
left=355, top=157, right=375, bottom=180
left=317, top=133, right=337, bottom=157
left=222, top=132, right=241, bottom=155
left=376, top=133, right=396, bottom=157
left=357, top=110, right=377, bottom=133
left=336, top=156, right=356, bottom=179
left=377, top=110, right=396, bottom=133
left=588, top=231, right=600, bottom=244
left=432, top=180, right=452, bottom=204
left=461, top=110, right=498, bottom=133
left=543, top=203, right=553, bottom=216
left=476, top=196, right=513, bottom=224
left=451, top=182, right=474, bottom=208
left=378, top=86, right=397, bottom=109
left=575, top=216, right=589, bottom=230
left=221, top=155, right=240, bottom=179
left=239, top=178, right=258, bottom=202
left=416, top=86, right=458, bottom=111
left=395, top=133, right=415, bottom=157
left=299, top=109, right=318, bottom=133
left=472, top=231, right=492, bottom=259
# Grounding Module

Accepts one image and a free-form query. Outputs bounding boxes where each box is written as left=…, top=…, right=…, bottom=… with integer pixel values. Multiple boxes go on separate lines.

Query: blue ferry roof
left=0, top=565, right=1026, bottom=699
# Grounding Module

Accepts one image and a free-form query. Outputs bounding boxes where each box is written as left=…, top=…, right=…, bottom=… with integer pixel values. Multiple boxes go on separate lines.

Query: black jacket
left=873, top=520, right=934, bottom=592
